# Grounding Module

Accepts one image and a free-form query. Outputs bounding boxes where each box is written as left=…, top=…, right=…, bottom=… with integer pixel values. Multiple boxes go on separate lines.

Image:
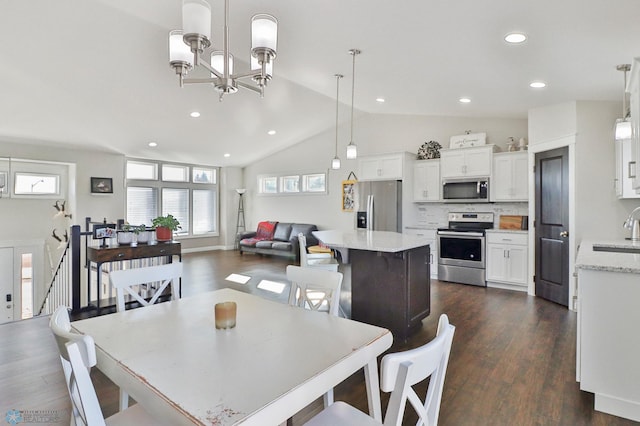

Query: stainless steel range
left=437, top=212, right=494, bottom=287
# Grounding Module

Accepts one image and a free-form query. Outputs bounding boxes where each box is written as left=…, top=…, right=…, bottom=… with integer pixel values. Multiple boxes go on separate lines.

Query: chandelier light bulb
left=182, top=0, right=212, bottom=40
left=169, top=30, right=193, bottom=65
left=251, top=14, right=278, bottom=53
left=211, top=51, right=234, bottom=75
left=346, top=143, right=358, bottom=160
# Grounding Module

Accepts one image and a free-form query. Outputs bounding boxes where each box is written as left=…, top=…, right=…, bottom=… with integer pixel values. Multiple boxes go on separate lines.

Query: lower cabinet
left=404, top=228, right=438, bottom=278
left=486, top=231, right=528, bottom=290
left=350, top=245, right=430, bottom=343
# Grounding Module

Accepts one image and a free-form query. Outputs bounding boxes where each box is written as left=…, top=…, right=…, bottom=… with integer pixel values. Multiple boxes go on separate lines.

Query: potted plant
left=117, top=223, right=135, bottom=245
left=152, top=214, right=181, bottom=241
left=135, top=224, right=152, bottom=244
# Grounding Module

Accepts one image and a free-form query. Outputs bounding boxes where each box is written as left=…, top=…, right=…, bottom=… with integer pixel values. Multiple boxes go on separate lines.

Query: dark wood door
left=535, top=147, right=569, bottom=306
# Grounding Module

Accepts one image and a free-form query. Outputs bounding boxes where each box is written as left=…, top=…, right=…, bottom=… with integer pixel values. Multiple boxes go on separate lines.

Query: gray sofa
left=238, top=222, right=319, bottom=261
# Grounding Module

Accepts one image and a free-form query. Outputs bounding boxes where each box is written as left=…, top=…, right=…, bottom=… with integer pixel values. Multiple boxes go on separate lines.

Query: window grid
left=258, top=172, right=327, bottom=195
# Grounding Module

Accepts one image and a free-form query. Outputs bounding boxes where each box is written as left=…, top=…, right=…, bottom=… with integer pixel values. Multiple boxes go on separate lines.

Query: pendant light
left=346, top=49, right=361, bottom=160
left=331, top=74, right=343, bottom=170
left=615, top=64, right=632, bottom=141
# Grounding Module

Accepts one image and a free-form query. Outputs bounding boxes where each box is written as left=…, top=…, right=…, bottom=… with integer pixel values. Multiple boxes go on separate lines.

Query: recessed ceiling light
left=376, top=97, right=385, bottom=103
left=267, top=130, right=276, bottom=135
left=224, top=153, right=231, bottom=158
left=190, top=111, right=201, bottom=118
left=504, top=33, right=527, bottom=44
left=148, top=142, right=157, bottom=147
left=459, top=97, right=471, bottom=103
left=530, top=81, right=546, bottom=88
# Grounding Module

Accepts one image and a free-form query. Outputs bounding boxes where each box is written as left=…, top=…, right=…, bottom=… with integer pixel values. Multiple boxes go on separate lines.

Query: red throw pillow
left=256, top=221, right=277, bottom=240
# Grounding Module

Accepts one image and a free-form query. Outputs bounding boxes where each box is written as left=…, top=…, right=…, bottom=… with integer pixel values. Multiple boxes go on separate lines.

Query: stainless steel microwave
left=442, top=178, right=489, bottom=203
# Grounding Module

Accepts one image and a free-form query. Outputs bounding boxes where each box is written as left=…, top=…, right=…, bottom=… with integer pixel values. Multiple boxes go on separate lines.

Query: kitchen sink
left=592, top=244, right=640, bottom=254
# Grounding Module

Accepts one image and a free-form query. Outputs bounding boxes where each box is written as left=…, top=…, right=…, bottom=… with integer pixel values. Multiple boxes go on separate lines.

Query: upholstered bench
left=238, top=221, right=319, bottom=261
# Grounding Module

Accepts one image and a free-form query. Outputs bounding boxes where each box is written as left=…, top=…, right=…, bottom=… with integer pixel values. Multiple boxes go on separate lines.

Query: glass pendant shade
left=251, top=55, right=273, bottom=76
left=169, top=30, right=193, bottom=64
left=331, top=157, right=341, bottom=170
left=615, top=119, right=632, bottom=140
left=211, top=51, right=234, bottom=75
left=182, top=0, right=212, bottom=40
left=251, top=14, right=278, bottom=53
left=346, top=143, right=357, bottom=159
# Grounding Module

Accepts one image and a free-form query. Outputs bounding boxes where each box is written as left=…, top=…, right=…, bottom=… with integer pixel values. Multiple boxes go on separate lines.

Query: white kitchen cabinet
left=628, top=57, right=640, bottom=189
left=358, top=153, right=405, bottom=181
left=440, top=145, right=494, bottom=179
left=413, top=160, right=440, bottom=202
left=404, top=228, right=438, bottom=278
left=491, top=152, right=529, bottom=202
left=577, top=267, right=640, bottom=421
left=486, top=231, right=528, bottom=290
left=615, top=138, right=640, bottom=198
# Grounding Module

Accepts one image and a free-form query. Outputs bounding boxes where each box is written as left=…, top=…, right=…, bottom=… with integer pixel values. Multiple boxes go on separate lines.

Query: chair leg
left=119, top=389, right=129, bottom=410
left=323, top=388, right=334, bottom=408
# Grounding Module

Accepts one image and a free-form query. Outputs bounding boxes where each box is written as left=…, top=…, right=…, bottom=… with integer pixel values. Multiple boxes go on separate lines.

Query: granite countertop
left=575, top=239, right=640, bottom=273
left=313, top=230, right=432, bottom=253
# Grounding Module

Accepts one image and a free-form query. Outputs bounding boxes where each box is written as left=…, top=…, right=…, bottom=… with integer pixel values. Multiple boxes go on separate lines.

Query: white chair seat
left=305, top=401, right=380, bottom=426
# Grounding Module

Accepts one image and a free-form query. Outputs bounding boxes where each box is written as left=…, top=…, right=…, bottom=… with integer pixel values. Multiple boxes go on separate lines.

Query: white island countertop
left=313, top=229, right=432, bottom=253
left=575, top=239, right=640, bottom=274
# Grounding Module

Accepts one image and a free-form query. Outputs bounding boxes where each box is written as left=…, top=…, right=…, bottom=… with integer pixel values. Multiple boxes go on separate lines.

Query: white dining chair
left=304, top=313, right=456, bottom=426
left=298, top=234, right=339, bottom=271
left=286, top=265, right=343, bottom=408
left=108, top=261, right=182, bottom=410
left=49, top=306, right=162, bottom=426
left=109, top=262, right=182, bottom=313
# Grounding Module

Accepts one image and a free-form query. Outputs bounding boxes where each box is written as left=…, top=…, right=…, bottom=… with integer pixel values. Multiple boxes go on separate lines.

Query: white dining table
left=71, top=288, right=393, bottom=425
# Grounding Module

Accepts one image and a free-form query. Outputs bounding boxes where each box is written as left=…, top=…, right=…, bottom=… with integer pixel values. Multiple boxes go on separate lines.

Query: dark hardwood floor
left=1, top=250, right=637, bottom=425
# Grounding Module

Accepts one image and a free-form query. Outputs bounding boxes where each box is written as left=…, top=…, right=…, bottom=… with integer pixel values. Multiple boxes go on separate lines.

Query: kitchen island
left=575, top=239, right=640, bottom=422
left=314, top=230, right=432, bottom=342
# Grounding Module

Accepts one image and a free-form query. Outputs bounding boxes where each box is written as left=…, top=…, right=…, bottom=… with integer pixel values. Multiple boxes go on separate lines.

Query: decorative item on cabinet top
left=450, top=131, right=486, bottom=149
left=417, top=140, right=442, bottom=160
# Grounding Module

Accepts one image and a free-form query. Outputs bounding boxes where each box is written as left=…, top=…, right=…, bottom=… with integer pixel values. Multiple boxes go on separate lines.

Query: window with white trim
left=258, top=172, right=327, bottom=195
left=126, top=159, right=218, bottom=237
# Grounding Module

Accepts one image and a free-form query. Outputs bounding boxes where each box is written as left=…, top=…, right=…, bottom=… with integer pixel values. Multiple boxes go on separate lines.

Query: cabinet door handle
left=629, top=161, right=636, bottom=179
left=560, top=231, right=569, bottom=238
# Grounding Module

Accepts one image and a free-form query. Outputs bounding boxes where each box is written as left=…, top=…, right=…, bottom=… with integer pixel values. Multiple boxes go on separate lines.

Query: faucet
left=623, top=206, right=640, bottom=241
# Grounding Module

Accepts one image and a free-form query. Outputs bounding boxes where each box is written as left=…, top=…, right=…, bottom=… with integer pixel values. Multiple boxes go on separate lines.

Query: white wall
left=243, top=112, right=528, bottom=230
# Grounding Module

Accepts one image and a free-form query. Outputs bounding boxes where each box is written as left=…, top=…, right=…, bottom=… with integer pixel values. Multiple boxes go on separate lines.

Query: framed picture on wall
left=90, top=177, right=113, bottom=194
left=342, top=180, right=356, bottom=211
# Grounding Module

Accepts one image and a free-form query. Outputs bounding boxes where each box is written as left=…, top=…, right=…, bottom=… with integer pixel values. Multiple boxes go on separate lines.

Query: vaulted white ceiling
left=0, top=0, right=638, bottom=166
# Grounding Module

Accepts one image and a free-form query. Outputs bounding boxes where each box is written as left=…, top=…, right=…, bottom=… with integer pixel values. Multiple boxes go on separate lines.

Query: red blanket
left=241, top=221, right=278, bottom=247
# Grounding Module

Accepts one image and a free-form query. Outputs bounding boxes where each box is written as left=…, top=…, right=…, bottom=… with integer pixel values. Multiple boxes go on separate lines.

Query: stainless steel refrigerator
left=356, top=180, right=402, bottom=232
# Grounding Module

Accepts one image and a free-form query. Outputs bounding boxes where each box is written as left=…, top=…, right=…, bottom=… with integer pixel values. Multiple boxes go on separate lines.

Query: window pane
left=162, top=164, right=189, bottom=182
left=127, top=187, right=158, bottom=226
left=281, top=176, right=300, bottom=193
left=303, top=173, right=326, bottom=192
left=260, top=177, right=277, bottom=193
left=14, top=173, right=59, bottom=195
left=193, top=190, right=217, bottom=234
left=193, top=168, right=216, bottom=184
left=127, top=161, right=157, bottom=180
left=162, top=188, right=189, bottom=235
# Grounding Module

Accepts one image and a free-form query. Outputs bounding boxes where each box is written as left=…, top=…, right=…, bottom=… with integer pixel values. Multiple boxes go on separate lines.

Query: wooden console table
left=86, top=242, right=181, bottom=311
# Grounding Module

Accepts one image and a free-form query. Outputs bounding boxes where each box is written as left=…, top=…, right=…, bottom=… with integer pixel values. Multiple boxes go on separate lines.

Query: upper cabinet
left=440, top=145, right=495, bottom=179
left=358, top=152, right=412, bottom=181
left=491, top=152, right=529, bottom=202
left=628, top=57, right=640, bottom=189
left=615, top=138, right=640, bottom=198
left=413, top=159, right=440, bottom=202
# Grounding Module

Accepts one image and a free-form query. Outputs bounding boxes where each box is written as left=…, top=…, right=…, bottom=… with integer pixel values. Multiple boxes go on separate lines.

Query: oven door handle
left=437, top=231, right=484, bottom=237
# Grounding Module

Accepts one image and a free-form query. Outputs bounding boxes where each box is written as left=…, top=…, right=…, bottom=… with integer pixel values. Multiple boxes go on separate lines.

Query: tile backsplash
left=410, top=203, right=528, bottom=229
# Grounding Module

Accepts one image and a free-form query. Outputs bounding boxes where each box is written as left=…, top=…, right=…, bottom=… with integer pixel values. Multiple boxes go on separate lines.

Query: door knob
left=560, top=231, right=568, bottom=238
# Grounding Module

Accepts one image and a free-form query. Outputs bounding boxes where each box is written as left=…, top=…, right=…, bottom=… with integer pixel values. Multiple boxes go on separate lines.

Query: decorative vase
left=155, top=227, right=172, bottom=242
left=137, top=230, right=151, bottom=244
